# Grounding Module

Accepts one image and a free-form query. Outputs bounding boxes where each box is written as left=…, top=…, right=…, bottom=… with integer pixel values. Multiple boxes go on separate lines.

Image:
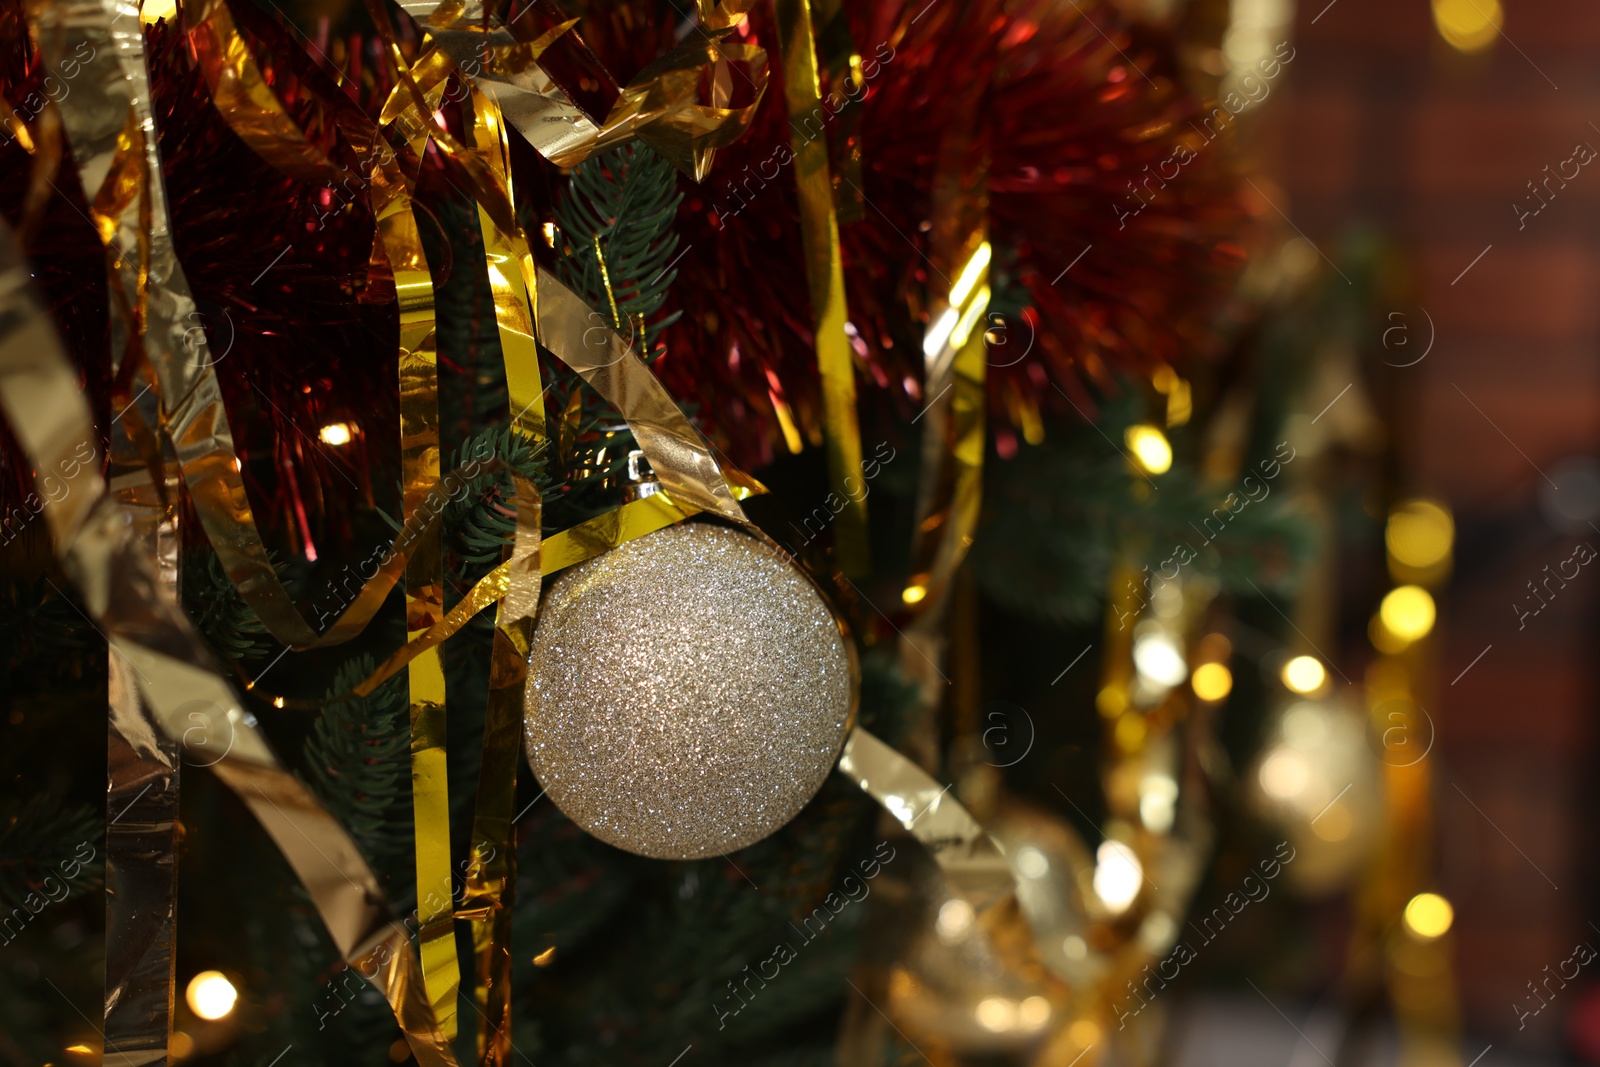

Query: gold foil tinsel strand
left=35, top=1, right=467, bottom=1057
left=0, top=217, right=459, bottom=1066
left=396, top=0, right=768, bottom=182
left=461, top=86, right=546, bottom=1066
left=773, top=0, right=869, bottom=576
left=28, top=2, right=186, bottom=1055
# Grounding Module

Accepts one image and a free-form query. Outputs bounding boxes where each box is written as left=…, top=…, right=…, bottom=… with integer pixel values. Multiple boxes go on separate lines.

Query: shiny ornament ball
left=523, top=522, right=854, bottom=860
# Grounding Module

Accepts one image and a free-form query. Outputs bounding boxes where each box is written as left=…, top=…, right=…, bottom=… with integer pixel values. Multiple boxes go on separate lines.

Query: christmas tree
left=0, top=2, right=1435, bottom=1066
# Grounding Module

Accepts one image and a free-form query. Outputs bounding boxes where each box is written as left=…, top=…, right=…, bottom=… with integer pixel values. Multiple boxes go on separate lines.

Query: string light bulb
left=1380, top=586, right=1436, bottom=644
left=318, top=422, right=354, bottom=446
left=1125, top=425, right=1173, bottom=475
left=1403, top=892, right=1454, bottom=939
left=1281, top=655, right=1328, bottom=694
left=1191, top=661, right=1233, bottom=701
left=185, top=970, right=238, bottom=1021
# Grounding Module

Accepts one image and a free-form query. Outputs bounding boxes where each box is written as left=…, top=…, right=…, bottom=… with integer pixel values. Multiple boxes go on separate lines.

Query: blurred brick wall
left=1260, top=0, right=1600, bottom=1048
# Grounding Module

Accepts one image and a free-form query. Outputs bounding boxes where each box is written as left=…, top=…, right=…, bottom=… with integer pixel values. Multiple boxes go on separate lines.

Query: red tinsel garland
left=575, top=0, right=1252, bottom=468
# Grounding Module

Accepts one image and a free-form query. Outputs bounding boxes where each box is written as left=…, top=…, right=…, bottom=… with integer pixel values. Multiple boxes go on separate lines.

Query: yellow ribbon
left=460, top=86, right=544, bottom=1065
left=773, top=0, right=869, bottom=577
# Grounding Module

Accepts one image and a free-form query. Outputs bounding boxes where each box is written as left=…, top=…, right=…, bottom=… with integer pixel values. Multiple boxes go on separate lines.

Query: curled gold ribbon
left=457, top=87, right=544, bottom=1063
left=45, top=0, right=401, bottom=652
left=31, top=0, right=192, bottom=1046
left=836, top=727, right=1012, bottom=912
left=175, top=0, right=761, bottom=661
left=183, top=0, right=332, bottom=182
left=397, top=0, right=768, bottom=181
left=389, top=173, right=460, bottom=1046
left=773, top=0, right=869, bottom=577
left=370, top=24, right=741, bottom=514
left=104, top=376, right=182, bottom=1065
left=29, top=3, right=462, bottom=1059
left=304, top=479, right=764, bottom=709
left=199, top=0, right=767, bottom=704
left=0, top=218, right=458, bottom=1067
left=365, top=0, right=756, bottom=533
left=531, top=264, right=750, bottom=524
left=170, top=0, right=460, bottom=657
left=315, top=32, right=467, bottom=1038
left=904, top=215, right=989, bottom=620
left=25, top=3, right=185, bottom=1052
left=896, top=96, right=991, bottom=775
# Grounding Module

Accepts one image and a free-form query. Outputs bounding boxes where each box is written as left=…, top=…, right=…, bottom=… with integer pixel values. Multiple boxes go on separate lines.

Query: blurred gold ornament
left=991, top=804, right=1104, bottom=988
left=865, top=804, right=1117, bottom=1061
left=524, top=523, right=854, bottom=859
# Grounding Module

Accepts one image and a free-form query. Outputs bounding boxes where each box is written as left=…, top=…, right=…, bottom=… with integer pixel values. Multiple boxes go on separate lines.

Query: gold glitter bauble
left=523, top=522, right=854, bottom=860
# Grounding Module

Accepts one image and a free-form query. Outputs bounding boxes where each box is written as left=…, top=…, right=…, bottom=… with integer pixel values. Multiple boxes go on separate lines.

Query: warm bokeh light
left=1369, top=613, right=1409, bottom=655
left=1258, top=748, right=1309, bottom=800
left=1152, top=365, right=1193, bottom=426
left=1114, top=711, right=1148, bottom=752
left=936, top=898, right=975, bottom=942
left=1387, top=499, right=1454, bottom=571
left=1018, top=995, right=1052, bottom=1029
left=186, top=970, right=238, bottom=1021
left=1311, top=803, right=1352, bottom=842
left=1139, top=774, right=1179, bottom=833
left=1403, top=892, right=1455, bottom=939
left=1093, top=840, right=1144, bottom=912
left=1133, top=633, right=1187, bottom=687
left=1191, top=661, right=1233, bottom=701
left=976, top=995, right=1018, bottom=1031
left=1380, top=585, right=1437, bottom=643
left=1015, top=845, right=1050, bottom=879
left=1281, top=655, right=1328, bottom=694
left=900, top=584, right=927, bottom=605
left=1432, top=0, right=1501, bottom=53
left=1125, top=424, right=1173, bottom=475
left=318, top=422, right=354, bottom=446
left=141, top=0, right=177, bottom=23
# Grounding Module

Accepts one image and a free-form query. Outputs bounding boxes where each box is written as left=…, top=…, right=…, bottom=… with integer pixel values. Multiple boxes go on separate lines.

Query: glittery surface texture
left=524, top=523, right=854, bottom=860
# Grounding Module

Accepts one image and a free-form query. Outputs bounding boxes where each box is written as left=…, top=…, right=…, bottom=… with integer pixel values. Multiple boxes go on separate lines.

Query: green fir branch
left=554, top=141, right=684, bottom=347
left=183, top=550, right=276, bottom=662
left=0, top=795, right=102, bottom=911
left=0, top=576, right=96, bottom=679
left=544, top=141, right=689, bottom=523
left=302, top=659, right=413, bottom=894
left=973, top=392, right=1314, bottom=626
left=441, top=426, right=550, bottom=569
